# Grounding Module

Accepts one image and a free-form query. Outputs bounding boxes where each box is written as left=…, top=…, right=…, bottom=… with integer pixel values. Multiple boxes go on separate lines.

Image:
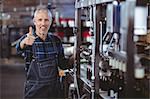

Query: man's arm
left=56, top=37, right=74, bottom=69
left=16, top=35, right=26, bottom=55
left=16, top=26, right=36, bottom=55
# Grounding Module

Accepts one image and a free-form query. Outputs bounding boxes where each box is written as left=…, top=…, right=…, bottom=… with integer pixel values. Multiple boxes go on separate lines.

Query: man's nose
left=41, top=20, right=46, bottom=25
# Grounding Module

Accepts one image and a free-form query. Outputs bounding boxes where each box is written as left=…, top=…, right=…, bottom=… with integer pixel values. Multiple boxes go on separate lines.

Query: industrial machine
left=69, top=0, right=150, bottom=99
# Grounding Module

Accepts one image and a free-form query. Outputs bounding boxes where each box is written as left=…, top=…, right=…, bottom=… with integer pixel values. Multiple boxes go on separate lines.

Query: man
left=16, top=6, right=73, bottom=99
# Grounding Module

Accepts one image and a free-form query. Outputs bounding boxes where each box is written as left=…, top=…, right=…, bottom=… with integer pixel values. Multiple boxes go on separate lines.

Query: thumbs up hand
left=25, top=26, right=36, bottom=45
left=20, top=26, right=36, bottom=49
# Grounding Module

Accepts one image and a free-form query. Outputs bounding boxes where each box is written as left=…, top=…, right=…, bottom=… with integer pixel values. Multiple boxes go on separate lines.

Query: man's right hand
left=20, top=26, right=36, bottom=49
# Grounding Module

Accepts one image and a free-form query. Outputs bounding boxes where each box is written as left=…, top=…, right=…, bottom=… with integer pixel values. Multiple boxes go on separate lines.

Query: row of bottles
left=109, top=57, right=126, bottom=72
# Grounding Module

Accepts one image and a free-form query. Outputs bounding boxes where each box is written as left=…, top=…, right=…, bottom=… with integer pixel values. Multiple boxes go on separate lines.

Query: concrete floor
left=0, top=64, right=25, bottom=99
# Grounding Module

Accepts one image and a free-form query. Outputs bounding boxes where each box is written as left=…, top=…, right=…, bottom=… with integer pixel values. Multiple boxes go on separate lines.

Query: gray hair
left=34, top=5, right=52, bottom=21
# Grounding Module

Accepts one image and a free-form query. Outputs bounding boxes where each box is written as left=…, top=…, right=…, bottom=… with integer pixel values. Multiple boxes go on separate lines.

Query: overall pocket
left=37, top=53, right=58, bottom=79
left=26, top=59, right=38, bottom=80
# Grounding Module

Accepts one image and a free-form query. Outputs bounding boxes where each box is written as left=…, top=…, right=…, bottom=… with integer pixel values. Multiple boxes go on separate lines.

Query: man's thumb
left=28, top=26, right=33, bottom=36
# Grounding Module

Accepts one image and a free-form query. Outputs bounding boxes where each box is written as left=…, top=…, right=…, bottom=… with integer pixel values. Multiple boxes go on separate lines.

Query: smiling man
left=16, top=6, right=73, bottom=99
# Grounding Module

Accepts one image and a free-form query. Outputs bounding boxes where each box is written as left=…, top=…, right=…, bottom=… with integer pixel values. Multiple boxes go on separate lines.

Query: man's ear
left=50, top=17, right=53, bottom=26
left=33, top=18, right=36, bottom=25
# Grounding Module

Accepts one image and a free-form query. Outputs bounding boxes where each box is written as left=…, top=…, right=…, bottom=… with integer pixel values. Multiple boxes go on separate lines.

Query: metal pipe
left=126, top=0, right=136, bottom=98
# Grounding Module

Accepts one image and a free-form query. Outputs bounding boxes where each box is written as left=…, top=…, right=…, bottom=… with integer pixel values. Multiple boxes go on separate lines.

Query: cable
left=73, top=64, right=80, bottom=99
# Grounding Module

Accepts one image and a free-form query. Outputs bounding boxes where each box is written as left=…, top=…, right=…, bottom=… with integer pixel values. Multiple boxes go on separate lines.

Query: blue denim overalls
left=24, top=35, right=61, bottom=99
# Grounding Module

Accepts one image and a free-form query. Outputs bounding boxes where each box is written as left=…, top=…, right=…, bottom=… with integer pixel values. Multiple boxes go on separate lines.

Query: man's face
left=33, top=10, right=52, bottom=36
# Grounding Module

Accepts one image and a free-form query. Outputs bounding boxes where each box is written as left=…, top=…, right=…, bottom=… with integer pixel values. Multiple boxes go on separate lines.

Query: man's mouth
left=41, top=26, right=47, bottom=30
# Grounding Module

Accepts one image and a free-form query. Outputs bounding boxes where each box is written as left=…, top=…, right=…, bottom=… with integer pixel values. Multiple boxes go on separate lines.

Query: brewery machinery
left=69, top=0, right=150, bottom=98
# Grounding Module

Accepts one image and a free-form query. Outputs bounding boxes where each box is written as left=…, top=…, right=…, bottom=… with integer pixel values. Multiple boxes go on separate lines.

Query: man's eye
left=45, top=19, right=49, bottom=21
left=38, top=19, right=42, bottom=21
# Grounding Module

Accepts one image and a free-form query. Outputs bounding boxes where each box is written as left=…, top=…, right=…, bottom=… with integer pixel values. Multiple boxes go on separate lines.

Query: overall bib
left=24, top=36, right=61, bottom=99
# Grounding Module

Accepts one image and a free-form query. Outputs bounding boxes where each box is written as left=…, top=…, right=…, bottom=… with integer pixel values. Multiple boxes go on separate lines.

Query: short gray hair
left=34, top=5, right=52, bottom=21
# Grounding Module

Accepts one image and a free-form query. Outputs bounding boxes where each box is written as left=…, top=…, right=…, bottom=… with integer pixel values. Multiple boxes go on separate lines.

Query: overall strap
left=48, top=33, right=59, bottom=65
left=48, top=33, right=58, bottom=55
left=32, top=42, right=37, bottom=60
left=31, top=31, right=37, bottom=60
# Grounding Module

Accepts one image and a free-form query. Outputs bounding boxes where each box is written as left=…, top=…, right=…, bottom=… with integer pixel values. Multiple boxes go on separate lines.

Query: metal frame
left=75, top=0, right=115, bottom=8
left=74, top=0, right=149, bottom=99
left=74, top=1, right=115, bottom=99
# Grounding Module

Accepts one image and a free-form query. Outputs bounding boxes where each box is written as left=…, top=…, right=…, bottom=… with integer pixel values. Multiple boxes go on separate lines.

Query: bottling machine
left=68, top=0, right=150, bottom=99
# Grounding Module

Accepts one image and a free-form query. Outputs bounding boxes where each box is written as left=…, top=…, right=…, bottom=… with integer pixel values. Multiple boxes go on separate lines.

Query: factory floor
left=0, top=56, right=70, bottom=99
left=0, top=57, right=25, bottom=99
